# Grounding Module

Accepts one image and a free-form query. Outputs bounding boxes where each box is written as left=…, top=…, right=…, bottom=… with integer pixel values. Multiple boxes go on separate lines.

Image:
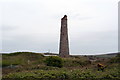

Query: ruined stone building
left=59, top=15, right=69, bottom=57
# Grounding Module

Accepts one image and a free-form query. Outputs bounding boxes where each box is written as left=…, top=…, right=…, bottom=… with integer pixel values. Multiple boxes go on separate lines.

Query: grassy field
left=2, top=52, right=120, bottom=80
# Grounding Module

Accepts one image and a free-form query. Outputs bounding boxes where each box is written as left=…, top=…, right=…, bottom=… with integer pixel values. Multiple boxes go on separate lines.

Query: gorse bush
left=45, top=56, right=63, bottom=68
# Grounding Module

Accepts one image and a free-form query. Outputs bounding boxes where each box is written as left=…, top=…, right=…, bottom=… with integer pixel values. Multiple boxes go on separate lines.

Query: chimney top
left=64, top=15, right=67, bottom=17
left=61, top=15, right=67, bottom=20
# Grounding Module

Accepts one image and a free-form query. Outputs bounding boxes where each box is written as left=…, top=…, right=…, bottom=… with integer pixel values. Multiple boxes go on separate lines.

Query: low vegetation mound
left=2, top=52, right=44, bottom=67
left=45, top=56, right=63, bottom=68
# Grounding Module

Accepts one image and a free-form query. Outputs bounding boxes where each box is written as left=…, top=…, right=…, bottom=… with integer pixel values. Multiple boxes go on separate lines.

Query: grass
left=2, top=52, right=120, bottom=80
left=2, top=52, right=44, bottom=67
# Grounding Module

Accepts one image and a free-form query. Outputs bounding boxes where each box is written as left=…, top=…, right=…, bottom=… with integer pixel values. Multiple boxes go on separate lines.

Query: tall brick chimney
left=59, top=15, right=69, bottom=57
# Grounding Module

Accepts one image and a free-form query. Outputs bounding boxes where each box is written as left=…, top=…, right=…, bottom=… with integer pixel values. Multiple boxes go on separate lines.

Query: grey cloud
left=2, top=34, right=59, bottom=53
left=2, top=25, right=18, bottom=31
left=70, top=30, right=118, bottom=55
left=1, top=0, right=118, bottom=55
left=2, top=29, right=117, bottom=55
left=71, top=13, right=93, bottom=20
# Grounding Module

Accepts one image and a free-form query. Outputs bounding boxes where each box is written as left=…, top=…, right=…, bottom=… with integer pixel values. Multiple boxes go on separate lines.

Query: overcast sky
left=0, top=0, right=119, bottom=55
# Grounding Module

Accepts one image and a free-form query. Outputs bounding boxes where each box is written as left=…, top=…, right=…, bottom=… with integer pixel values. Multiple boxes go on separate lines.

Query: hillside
left=2, top=52, right=120, bottom=80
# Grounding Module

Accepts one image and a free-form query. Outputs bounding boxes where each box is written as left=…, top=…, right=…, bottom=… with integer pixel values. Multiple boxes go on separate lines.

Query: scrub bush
left=45, top=56, right=63, bottom=68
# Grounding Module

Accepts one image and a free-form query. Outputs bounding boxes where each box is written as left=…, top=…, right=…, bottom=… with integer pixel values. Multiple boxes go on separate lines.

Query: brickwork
left=59, top=15, right=69, bottom=57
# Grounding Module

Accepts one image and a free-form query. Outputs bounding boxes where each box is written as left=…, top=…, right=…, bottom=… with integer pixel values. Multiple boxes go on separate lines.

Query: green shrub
left=109, top=53, right=120, bottom=63
left=103, top=74, right=120, bottom=79
left=45, top=56, right=63, bottom=68
left=69, top=70, right=96, bottom=80
left=63, top=58, right=90, bottom=67
left=2, top=68, right=120, bottom=80
left=2, top=59, right=24, bottom=67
